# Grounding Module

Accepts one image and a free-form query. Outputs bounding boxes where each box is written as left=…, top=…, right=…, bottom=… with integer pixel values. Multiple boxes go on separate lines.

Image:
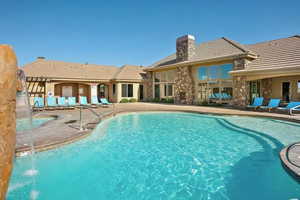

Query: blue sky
left=1, top=0, right=300, bottom=67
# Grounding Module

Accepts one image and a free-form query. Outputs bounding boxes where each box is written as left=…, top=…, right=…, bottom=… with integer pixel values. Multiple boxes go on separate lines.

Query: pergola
left=26, top=77, right=48, bottom=97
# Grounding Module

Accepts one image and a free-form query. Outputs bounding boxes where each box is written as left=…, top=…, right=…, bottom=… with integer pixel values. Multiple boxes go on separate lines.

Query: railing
left=78, top=103, right=116, bottom=131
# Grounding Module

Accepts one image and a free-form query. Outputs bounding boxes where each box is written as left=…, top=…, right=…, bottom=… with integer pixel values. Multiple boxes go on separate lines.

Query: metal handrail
left=79, top=106, right=101, bottom=131
left=78, top=103, right=116, bottom=131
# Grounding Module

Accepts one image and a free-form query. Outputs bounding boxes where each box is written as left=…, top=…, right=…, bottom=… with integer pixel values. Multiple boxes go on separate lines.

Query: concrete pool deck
left=16, top=102, right=300, bottom=178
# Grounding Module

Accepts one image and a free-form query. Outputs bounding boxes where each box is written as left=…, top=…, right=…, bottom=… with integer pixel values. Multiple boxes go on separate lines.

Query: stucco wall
left=116, top=82, right=140, bottom=103
left=271, top=76, right=300, bottom=101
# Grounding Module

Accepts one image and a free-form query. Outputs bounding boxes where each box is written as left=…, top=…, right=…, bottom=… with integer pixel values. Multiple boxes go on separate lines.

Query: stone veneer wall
left=232, top=58, right=250, bottom=107
left=233, top=58, right=249, bottom=70
left=144, top=71, right=153, bottom=100
left=174, top=66, right=195, bottom=104
left=261, top=78, right=272, bottom=99
left=0, top=45, right=17, bottom=200
left=232, top=76, right=250, bottom=107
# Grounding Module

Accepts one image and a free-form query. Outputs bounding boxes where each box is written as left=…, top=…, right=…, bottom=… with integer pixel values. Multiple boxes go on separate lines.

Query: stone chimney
left=176, top=35, right=196, bottom=62
left=37, top=56, right=45, bottom=60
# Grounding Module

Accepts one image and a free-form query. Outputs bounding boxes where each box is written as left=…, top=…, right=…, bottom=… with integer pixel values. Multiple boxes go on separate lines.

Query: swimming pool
left=8, top=112, right=300, bottom=199
left=16, top=117, right=53, bottom=132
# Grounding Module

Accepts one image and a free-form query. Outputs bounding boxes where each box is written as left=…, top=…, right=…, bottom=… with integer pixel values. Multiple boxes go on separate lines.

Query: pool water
left=8, top=112, right=300, bottom=200
left=16, top=117, right=53, bottom=132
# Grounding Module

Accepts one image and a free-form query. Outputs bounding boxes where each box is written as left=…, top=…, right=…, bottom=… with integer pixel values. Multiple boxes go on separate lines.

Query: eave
left=145, top=53, right=257, bottom=72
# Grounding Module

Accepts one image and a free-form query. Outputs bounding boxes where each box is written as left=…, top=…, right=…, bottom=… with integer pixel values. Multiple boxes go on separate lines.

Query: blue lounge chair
left=214, top=93, right=222, bottom=99
left=209, top=94, right=217, bottom=99
left=58, top=97, right=67, bottom=106
left=260, top=99, right=281, bottom=112
left=46, top=96, right=58, bottom=109
left=247, top=97, right=264, bottom=110
left=100, top=98, right=112, bottom=105
left=79, top=96, right=91, bottom=106
left=277, top=102, right=300, bottom=115
left=67, top=97, right=78, bottom=107
left=222, top=93, right=232, bottom=99
left=33, top=97, right=44, bottom=110
left=91, top=96, right=102, bottom=106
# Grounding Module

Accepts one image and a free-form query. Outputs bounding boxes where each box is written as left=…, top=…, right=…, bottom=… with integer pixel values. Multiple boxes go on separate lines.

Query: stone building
left=23, top=58, right=146, bottom=103
left=23, top=35, right=300, bottom=107
left=146, top=35, right=300, bottom=106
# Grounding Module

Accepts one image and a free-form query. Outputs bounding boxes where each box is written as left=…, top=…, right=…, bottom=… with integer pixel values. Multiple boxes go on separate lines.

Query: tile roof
left=245, top=35, right=300, bottom=70
left=150, top=37, right=254, bottom=68
left=113, top=65, right=145, bottom=80
left=22, top=60, right=144, bottom=81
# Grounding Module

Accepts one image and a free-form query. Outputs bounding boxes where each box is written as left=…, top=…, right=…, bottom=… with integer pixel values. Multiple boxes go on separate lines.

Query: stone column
left=232, top=76, right=250, bottom=107
left=144, top=72, right=153, bottom=100
left=261, top=78, right=272, bottom=100
left=0, top=45, right=17, bottom=200
left=174, top=66, right=195, bottom=104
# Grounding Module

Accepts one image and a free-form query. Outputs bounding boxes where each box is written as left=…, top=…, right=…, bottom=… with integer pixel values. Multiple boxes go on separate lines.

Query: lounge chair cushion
left=67, top=97, right=77, bottom=106
left=247, top=97, right=264, bottom=107
left=47, top=96, right=57, bottom=107
left=58, top=97, right=67, bottom=106
left=34, top=97, right=44, bottom=108
left=80, top=96, right=89, bottom=105
left=100, top=98, right=111, bottom=105
left=260, top=99, right=281, bottom=109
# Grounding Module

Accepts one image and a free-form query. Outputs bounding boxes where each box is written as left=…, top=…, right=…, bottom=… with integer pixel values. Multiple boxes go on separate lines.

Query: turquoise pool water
left=16, top=117, right=53, bottom=132
left=8, top=112, right=300, bottom=199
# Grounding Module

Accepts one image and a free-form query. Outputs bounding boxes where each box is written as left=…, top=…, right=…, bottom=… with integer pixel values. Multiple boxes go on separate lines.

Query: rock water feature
left=0, top=45, right=17, bottom=200
left=16, top=69, right=39, bottom=199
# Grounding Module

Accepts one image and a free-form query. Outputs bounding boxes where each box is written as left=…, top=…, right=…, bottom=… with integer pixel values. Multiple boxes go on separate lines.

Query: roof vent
left=37, top=56, right=45, bottom=60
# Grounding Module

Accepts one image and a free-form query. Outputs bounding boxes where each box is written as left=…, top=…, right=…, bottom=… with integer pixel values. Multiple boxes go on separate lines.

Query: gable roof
left=22, top=59, right=144, bottom=81
left=149, top=37, right=256, bottom=69
left=244, top=35, right=300, bottom=70
left=113, top=65, right=145, bottom=80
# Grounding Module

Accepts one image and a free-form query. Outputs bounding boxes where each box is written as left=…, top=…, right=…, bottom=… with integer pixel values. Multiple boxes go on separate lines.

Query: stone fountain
left=0, top=45, right=17, bottom=200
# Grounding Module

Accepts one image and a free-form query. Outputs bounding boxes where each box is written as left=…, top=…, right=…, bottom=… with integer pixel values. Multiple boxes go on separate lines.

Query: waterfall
left=16, top=69, right=39, bottom=200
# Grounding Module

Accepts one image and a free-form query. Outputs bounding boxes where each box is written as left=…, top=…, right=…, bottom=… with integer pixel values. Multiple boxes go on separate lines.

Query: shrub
left=129, top=98, right=137, bottom=103
left=165, top=98, right=174, bottom=104
left=120, top=98, right=129, bottom=103
left=161, top=98, right=167, bottom=103
left=152, top=98, right=160, bottom=103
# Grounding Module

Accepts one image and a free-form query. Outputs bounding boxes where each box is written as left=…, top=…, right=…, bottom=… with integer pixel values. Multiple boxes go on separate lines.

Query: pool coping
left=280, top=144, right=300, bottom=180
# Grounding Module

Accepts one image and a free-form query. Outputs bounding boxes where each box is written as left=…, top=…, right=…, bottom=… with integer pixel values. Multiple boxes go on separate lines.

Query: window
left=113, top=84, right=116, bottom=95
left=154, top=72, right=161, bottom=82
left=223, top=87, right=233, bottom=96
left=121, top=84, right=133, bottom=97
left=197, top=64, right=233, bottom=80
left=198, top=67, right=208, bottom=80
left=213, top=88, right=219, bottom=94
left=167, top=70, right=176, bottom=82
left=298, top=81, right=300, bottom=93
left=220, top=64, right=233, bottom=79
left=209, top=66, right=219, bottom=80
left=164, top=84, right=173, bottom=96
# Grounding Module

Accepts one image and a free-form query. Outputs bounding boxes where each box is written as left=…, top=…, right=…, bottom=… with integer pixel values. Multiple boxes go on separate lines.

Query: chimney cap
left=37, top=56, right=45, bottom=60
left=176, top=34, right=195, bottom=42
